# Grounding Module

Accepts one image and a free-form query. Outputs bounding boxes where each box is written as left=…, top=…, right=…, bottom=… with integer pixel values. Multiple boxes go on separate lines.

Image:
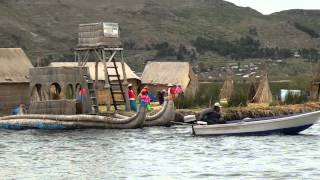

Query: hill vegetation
left=0, top=0, right=319, bottom=74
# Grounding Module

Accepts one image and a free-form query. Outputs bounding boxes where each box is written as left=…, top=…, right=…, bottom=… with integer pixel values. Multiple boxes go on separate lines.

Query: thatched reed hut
left=219, top=69, right=234, bottom=102
left=251, top=73, right=273, bottom=103
left=0, top=48, right=33, bottom=115
left=141, top=62, right=199, bottom=98
left=50, top=62, right=140, bottom=105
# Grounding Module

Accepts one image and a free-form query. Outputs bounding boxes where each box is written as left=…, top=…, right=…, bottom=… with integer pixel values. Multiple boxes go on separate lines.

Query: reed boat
left=144, top=100, right=175, bottom=127
left=192, top=111, right=320, bottom=136
left=0, top=105, right=146, bottom=130
left=116, top=100, right=175, bottom=127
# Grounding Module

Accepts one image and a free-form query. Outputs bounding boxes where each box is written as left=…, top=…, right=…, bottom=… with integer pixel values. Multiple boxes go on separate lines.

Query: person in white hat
left=167, top=83, right=176, bottom=99
left=127, top=84, right=137, bottom=112
left=197, top=102, right=224, bottom=125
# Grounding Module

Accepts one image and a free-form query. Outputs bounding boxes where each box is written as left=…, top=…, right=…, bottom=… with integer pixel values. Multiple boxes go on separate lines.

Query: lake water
left=0, top=122, right=319, bottom=179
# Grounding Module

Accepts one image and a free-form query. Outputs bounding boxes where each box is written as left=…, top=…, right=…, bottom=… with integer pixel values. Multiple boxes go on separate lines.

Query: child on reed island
left=140, top=88, right=151, bottom=111
left=175, top=84, right=183, bottom=96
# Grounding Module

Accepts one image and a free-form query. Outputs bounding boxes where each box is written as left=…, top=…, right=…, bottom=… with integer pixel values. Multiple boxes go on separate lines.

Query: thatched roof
left=141, top=62, right=192, bottom=90
left=0, top=48, right=33, bottom=83
left=219, top=69, right=234, bottom=100
left=252, top=73, right=273, bottom=103
left=50, top=62, right=140, bottom=81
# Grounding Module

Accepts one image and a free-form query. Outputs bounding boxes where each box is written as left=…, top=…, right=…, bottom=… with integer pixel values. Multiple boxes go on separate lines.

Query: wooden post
left=102, top=49, right=111, bottom=111
left=76, top=52, right=81, bottom=66
left=74, top=51, right=77, bottom=63
left=121, top=51, right=130, bottom=111
left=95, top=60, right=99, bottom=90
left=36, top=56, right=40, bottom=67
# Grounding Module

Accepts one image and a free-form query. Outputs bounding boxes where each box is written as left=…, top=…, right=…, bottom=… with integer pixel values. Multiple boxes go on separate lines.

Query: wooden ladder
left=106, top=59, right=126, bottom=110
left=83, top=75, right=99, bottom=114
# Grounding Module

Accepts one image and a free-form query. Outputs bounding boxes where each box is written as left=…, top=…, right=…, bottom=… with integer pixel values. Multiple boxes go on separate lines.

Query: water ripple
left=0, top=122, right=319, bottom=179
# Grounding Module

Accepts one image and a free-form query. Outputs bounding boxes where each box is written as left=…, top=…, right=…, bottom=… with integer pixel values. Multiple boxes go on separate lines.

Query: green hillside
left=0, top=0, right=319, bottom=69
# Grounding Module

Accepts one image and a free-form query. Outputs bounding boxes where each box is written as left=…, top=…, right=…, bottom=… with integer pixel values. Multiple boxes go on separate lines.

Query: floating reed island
left=223, top=102, right=320, bottom=121
left=177, top=102, right=320, bottom=122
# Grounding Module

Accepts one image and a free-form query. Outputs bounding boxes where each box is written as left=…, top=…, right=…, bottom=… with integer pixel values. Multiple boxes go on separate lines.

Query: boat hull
left=116, top=100, right=175, bottom=127
left=192, top=111, right=320, bottom=136
left=144, top=100, right=175, bottom=127
left=0, top=105, right=146, bottom=130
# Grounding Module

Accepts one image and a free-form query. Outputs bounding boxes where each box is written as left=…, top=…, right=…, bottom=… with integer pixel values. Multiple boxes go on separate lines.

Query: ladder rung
left=114, top=100, right=125, bottom=103
left=112, top=101, right=125, bottom=105
left=112, top=91, right=125, bottom=94
left=110, top=83, right=121, bottom=86
left=107, top=66, right=118, bottom=68
left=108, top=75, right=120, bottom=77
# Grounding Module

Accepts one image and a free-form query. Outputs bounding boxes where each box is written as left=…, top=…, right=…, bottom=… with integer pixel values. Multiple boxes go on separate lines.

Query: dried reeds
left=223, top=102, right=320, bottom=121
left=252, top=72, right=273, bottom=103
left=219, top=69, right=234, bottom=101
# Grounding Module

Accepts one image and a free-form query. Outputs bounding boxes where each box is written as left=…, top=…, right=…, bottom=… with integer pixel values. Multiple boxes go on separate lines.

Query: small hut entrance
left=31, top=84, right=45, bottom=102
left=75, top=83, right=81, bottom=99
left=65, top=84, right=74, bottom=99
left=49, top=83, right=62, bottom=100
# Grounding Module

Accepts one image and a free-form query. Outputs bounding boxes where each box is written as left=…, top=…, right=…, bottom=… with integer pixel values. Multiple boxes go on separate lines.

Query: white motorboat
left=192, top=111, right=320, bottom=136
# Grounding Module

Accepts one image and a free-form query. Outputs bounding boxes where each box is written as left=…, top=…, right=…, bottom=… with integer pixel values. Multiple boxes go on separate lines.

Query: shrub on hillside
left=294, top=22, right=319, bottom=38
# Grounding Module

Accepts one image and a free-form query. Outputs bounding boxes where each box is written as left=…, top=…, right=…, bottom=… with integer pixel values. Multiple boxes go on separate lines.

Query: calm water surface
left=0, top=122, right=319, bottom=179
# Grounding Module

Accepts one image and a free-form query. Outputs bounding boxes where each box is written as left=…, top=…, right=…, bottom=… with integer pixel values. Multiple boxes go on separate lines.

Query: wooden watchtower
left=74, top=22, right=130, bottom=112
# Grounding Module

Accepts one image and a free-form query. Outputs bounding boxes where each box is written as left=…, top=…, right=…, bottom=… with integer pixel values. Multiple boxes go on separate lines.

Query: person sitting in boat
left=197, top=102, right=225, bottom=125
left=11, top=104, right=26, bottom=115
left=128, top=84, right=137, bottom=112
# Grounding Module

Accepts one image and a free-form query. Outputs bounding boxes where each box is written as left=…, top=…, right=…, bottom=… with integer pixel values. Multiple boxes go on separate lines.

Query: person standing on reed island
left=167, top=83, right=176, bottom=99
left=175, top=84, right=183, bottom=96
left=197, top=102, right=225, bottom=125
left=77, top=85, right=88, bottom=114
left=157, top=89, right=166, bottom=105
left=11, top=104, right=26, bottom=115
left=127, top=84, right=137, bottom=112
left=140, top=88, right=151, bottom=111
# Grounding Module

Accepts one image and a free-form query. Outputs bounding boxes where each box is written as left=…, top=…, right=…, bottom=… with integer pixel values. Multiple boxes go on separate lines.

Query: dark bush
left=228, top=89, right=248, bottom=107
left=174, top=83, right=220, bottom=109
left=294, top=22, right=319, bottom=38
left=284, top=92, right=308, bottom=105
left=192, top=36, right=294, bottom=60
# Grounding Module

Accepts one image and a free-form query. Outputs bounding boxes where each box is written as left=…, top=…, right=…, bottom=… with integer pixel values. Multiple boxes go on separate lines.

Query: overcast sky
left=224, top=0, right=320, bottom=15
